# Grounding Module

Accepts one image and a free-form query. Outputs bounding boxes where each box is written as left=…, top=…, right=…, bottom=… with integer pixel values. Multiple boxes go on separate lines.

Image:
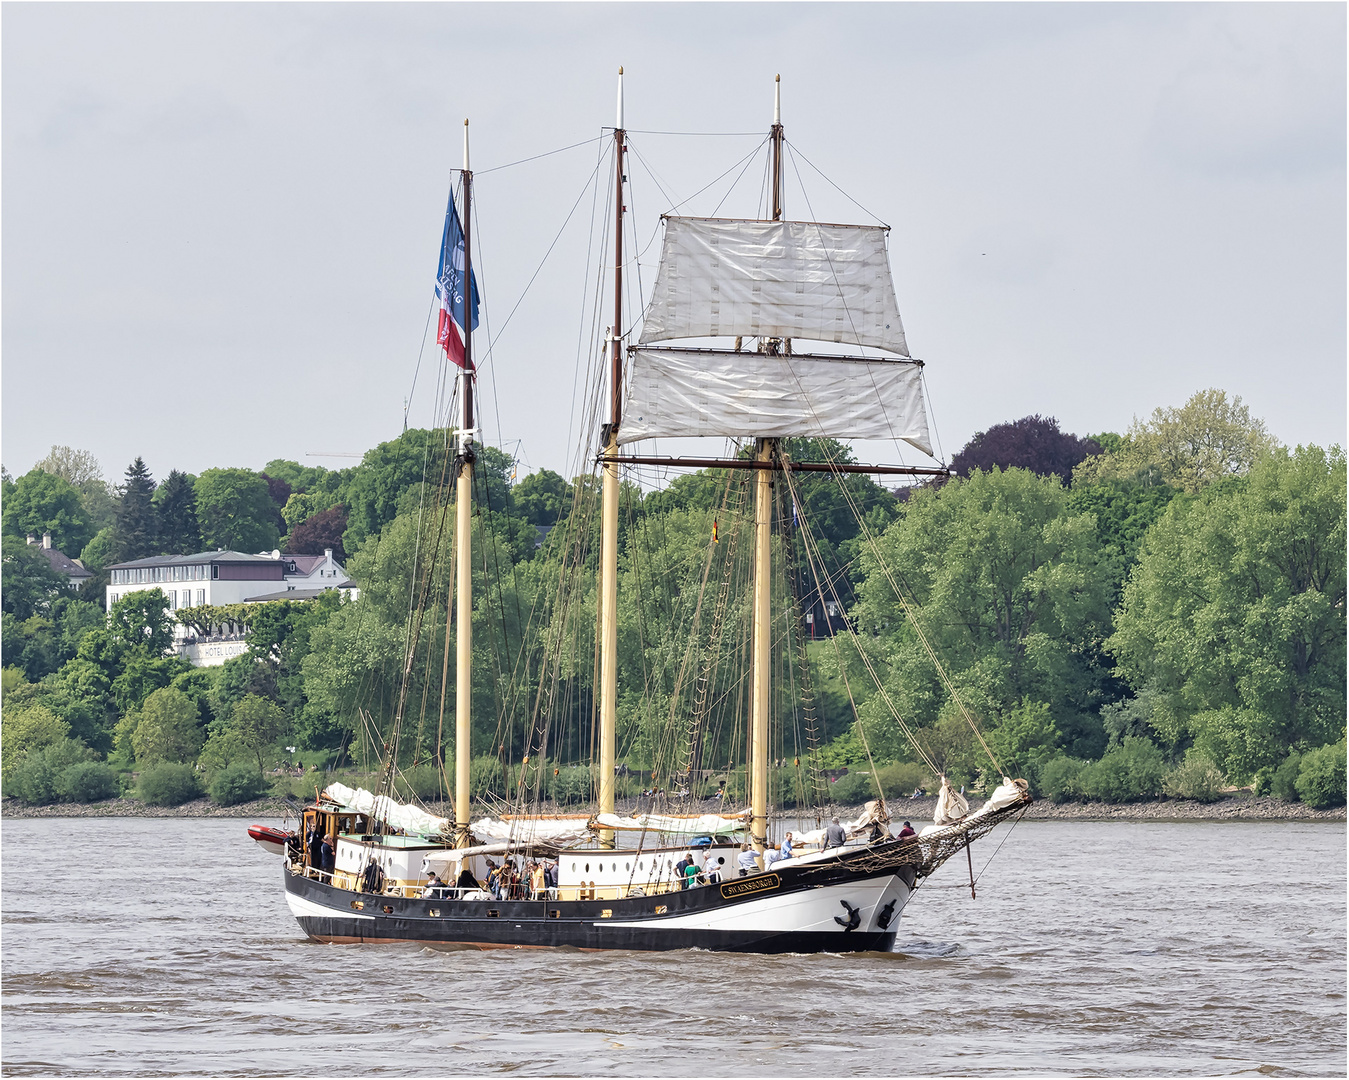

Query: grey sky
left=3, top=2, right=1344, bottom=489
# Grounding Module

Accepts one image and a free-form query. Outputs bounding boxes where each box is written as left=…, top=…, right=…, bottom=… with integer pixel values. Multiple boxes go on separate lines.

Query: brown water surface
left=1, top=817, right=1344, bottom=1075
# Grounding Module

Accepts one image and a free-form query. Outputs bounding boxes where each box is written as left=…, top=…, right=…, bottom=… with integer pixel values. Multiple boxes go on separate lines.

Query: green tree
left=1, top=534, right=70, bottom=620
left=129, top=687, right=204, bottom=764
left=112, top=457, right=158, bottom=563
left=153, top=470, right=201, bottom=554
left=0, top=703, right=71, bottom=777
left=229, top=694, right=287, bottom=770
left=108, top=589, right=175, bottom=655
left=1075, top=389, right=1276, bottom=494
left=853, top=467, right=1113, bottom=769
left=79, top=527, right=117, bottom=571
left=1108, top=445, right=1346, bottom=777
left=1, top=469, right=94, bottom=555
left=342, top=428, right=448, bottom=552
left=194, top=468, right=281, bottom=552
left=512, top=469, right=572, bottom=526
left=33, top=446, right=115, bottom=532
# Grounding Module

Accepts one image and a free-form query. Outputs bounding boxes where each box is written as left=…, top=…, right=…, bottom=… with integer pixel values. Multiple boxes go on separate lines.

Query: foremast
left=598, top=68, right=626, bottom=847
left=750, top=75, right=785, bottom=862
left=454, top=119, right=475, bottom=848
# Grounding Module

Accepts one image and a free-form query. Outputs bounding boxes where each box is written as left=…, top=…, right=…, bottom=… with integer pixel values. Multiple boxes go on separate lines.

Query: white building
left=105, top=548, right=354, bottom=666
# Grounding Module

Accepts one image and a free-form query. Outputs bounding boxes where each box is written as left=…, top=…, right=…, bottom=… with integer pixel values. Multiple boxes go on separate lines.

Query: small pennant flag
left=712, top=519, right=719, bottom=544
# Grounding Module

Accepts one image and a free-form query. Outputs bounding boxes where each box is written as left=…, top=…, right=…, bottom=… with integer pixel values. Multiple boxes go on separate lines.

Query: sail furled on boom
left=620, top=348, right=933, bottom=456
left=639, top=217, right=909, bottom=355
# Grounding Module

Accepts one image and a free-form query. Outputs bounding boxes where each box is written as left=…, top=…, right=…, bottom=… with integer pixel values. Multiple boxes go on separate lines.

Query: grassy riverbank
left=3, top=792, right=1342, bottom=823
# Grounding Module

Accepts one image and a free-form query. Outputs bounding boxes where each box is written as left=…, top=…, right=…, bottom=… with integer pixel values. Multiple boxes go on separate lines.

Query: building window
left=211, top=565, right=219, bottom=580
left=196, top=589, right=205, bottom=606
left=167, top=590, right=177, bottom=609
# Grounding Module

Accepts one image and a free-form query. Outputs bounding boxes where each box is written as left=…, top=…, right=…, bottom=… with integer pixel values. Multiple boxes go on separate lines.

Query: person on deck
left=897, top=821, right=916, bottom=840
left=824, top=818, right=847, bottom=849
left=766, top=832, right=794, bottom=867
left=674, top=854, right=692, bottom=889
left=737, top=844, right=759, bottom=876
left=530, top=861, right=547, bottom=899
left=362, top=858, right=386, bottom=894
left=420, top=871, right=443, bottom=898
left=485, top=860, right=503, bottom=899
left=306, top=824, right=323, bottom=872
left=456, top=865, right=480, bottom=892
left=319, top=835, right=336, bottom=878
left=544, top=860, right=559, bottom=894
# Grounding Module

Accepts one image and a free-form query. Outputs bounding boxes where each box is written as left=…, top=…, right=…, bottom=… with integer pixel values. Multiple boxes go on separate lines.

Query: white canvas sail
left=619, top=347, right=933, bottom=456
left=638, top=217, right=910, bottom=356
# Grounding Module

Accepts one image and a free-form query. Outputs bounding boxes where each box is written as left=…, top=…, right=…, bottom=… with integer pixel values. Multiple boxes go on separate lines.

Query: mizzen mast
left=454, top=118, right=475, bottom=848
left=597, top=67, right=626, bottom=846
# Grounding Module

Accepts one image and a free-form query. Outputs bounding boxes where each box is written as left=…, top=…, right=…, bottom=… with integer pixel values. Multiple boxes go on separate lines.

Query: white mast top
left=616, top=66, right=624, bottom=129
left=463, top=118, right=470, bottom=172
left=774, top=73, right=780, bottom=124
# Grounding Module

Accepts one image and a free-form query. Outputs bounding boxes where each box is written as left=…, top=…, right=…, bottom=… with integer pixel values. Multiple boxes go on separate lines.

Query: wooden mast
left=454, top=118, right=474, bottom=848
left=598, top=68, right=626, bottom=845
left=750, top=76, right=784, bottom=863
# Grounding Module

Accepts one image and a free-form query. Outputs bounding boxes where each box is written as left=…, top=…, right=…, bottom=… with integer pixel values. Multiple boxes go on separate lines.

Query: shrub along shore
left=3, top=792, right=1342, bottom=823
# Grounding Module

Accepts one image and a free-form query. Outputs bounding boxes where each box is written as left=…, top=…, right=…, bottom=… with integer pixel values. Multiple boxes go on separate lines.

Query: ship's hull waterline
left=283, top=860, right=913, bottom=953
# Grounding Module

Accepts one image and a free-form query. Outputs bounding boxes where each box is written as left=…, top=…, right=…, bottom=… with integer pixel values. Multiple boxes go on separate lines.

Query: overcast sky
left=3, top=2, right=1344, bottom=489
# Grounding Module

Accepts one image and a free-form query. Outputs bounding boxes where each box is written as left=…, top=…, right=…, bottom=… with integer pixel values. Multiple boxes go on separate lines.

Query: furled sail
left=638, top=217, right=909, bottom=356
left=619, top=347, right=933, bottom=456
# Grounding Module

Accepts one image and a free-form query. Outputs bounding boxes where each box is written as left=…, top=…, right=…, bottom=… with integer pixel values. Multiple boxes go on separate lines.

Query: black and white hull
left=283, top=857, right=913, bottom=953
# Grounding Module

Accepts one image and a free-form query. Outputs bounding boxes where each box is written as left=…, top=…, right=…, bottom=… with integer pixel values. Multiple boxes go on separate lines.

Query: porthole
left=350, top=900, right=364, bottom=911
left=625, top=862, right=630, bottom=871
left=381, top=905, right=394, bottom=914
left=487, top=910, right=500, bottom=918
left=655, top=904, right=668, bottom=915
left=600, top=909, right=613, bottom=918
left=429, top=908, right=440, bottom=917
left=570, top=862, right=577, bottom=872
left=585, top=862, right=590, bottom=873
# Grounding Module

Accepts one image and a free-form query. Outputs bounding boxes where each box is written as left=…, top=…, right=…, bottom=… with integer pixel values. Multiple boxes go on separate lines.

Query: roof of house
left=106, top=550, right=280, bottom=571
left=37, top=545, right=93, bottom=580
left=242, top=587, right=344, bottom=603
left=284, top=554, right=341, bottom=575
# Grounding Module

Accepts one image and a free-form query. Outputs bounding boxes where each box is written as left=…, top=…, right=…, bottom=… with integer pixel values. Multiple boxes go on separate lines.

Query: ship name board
left=721, top=873, right=780, bottom=899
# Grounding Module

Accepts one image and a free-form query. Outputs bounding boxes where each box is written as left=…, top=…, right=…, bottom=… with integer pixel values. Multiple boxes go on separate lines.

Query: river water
left=1, top=817, right=1343, bottom=1076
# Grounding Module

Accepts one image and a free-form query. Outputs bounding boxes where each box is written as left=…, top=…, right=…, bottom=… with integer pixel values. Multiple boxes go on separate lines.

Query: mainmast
left=750, top=76, right=784, bottom=863
left=597, top=68, right=626, bottom=845
left=454, top=118, right=474, bottom=848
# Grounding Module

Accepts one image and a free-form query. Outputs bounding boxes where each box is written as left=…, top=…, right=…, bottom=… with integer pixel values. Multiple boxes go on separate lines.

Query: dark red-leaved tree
left=286, top=505, right=348, bottom=563
left=950, top=415, right=1100, bottom=485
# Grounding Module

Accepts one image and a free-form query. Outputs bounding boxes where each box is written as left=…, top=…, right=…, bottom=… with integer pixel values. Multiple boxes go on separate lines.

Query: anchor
left=876, top=898, right=898, bottom=930
left=834, top=899, right=860, bottom=932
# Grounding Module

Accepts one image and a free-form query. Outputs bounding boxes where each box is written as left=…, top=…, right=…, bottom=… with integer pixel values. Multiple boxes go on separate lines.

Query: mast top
left=616, top=67, right=625, bottom=130
left=463, top=118, right=470, bottom=173
left=774, top=74, right=780, bottom=125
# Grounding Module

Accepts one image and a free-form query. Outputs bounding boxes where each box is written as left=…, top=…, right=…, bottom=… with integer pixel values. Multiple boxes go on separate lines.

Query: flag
left=435, top=193, right=480, bottom=368
left=712, top=519, right=719, bottom=544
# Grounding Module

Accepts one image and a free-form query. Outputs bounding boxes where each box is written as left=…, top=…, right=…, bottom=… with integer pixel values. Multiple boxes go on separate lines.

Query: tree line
left=2, top=389, right=1344, bottom=810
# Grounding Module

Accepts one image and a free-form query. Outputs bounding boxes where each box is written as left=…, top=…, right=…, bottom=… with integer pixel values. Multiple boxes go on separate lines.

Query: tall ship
left=263, top=74, right=1031, bottom=952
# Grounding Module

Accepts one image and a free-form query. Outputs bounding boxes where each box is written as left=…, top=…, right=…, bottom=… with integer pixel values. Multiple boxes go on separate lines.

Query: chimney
left=42, top=532, right=52, bottom=549
left=26, top=534, right=35, bottom=545
left=324, top=548, right=333, bottom=560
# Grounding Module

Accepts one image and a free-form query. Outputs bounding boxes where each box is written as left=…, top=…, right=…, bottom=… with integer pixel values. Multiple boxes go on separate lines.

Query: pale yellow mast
left=454, top=118, right=474, bottom=847
left=597, top=69, right=626, bottom=844
left=750, top=76, right=785, bottom=863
